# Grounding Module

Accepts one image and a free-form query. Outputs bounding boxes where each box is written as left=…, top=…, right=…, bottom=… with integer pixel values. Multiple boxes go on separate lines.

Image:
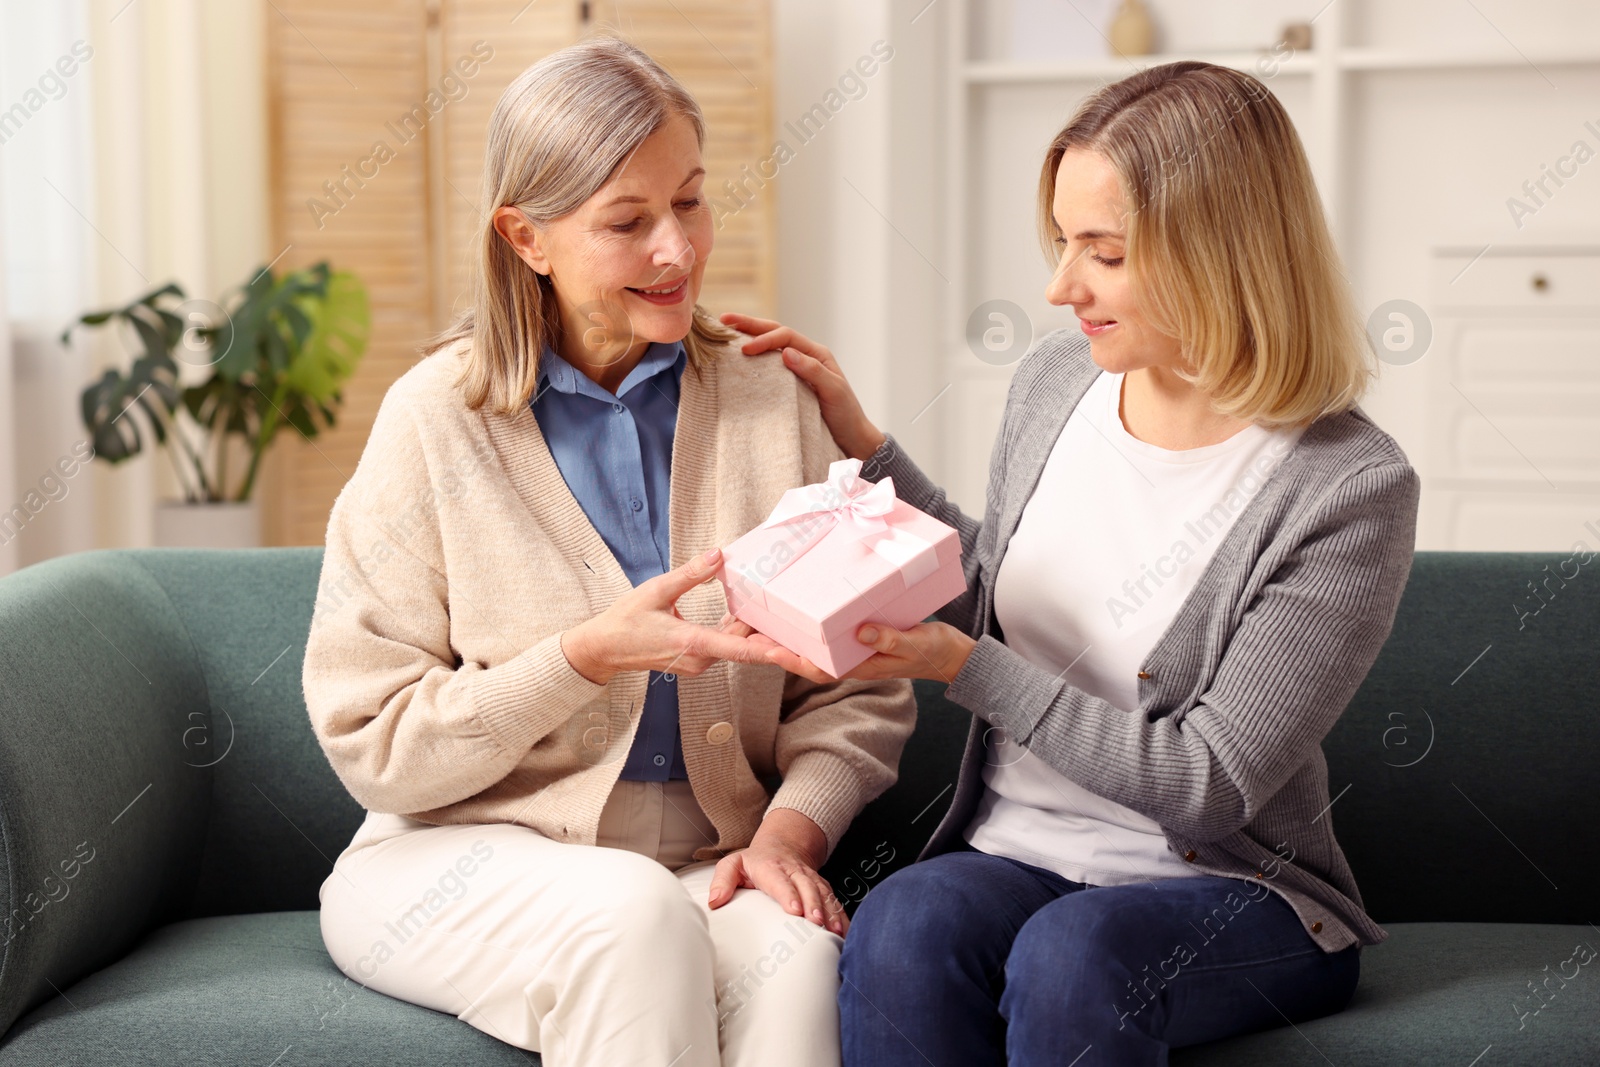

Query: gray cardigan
left=862, top=329, right=1420, bottom=953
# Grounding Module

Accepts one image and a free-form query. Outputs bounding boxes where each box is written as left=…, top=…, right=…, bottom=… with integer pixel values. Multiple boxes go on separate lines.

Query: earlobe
left=492, top=206, right=552, bottom=276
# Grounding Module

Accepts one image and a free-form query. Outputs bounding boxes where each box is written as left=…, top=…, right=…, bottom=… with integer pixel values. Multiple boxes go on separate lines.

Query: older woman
left=727, top=61, right=1419, bottom=1063
left=303, top=37, right=914, bottom=1067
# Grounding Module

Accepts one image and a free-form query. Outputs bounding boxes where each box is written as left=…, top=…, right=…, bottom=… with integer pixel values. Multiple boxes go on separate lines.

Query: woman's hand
left=707, top=807, right=849, bottom=936
left=755, top=620, right=978, bottom=687
left=561, top=548, right=776, bottom=685
left=720, top=312, right=888, bottom=464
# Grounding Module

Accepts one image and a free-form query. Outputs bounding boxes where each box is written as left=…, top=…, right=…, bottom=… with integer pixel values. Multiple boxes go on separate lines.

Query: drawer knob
left=1532, top=273, right=1550, bottom=292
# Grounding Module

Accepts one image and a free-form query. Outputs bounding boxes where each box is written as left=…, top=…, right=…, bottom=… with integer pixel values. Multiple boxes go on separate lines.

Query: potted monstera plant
left=62, top=262, right=369, bottom=547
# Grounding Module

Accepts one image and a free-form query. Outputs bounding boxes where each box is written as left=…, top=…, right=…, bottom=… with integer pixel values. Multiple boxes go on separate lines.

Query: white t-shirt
left=963, top=369, right=1305, bottom=885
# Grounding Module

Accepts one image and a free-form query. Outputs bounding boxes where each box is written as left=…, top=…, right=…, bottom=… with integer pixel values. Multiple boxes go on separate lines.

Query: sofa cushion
left=1322, top=551, right=1600, bottom=927
left=0, top=912, right=538, bottom=1065
left=0, top=552, right=214, bottom=1036
left=126, top=549, right=368, bottom=919
left=7, top=913, right=1593, bottom=1065
left=823, top=678, right=969, bottom=908
left=1173, top=922, right=1600, bottom=1065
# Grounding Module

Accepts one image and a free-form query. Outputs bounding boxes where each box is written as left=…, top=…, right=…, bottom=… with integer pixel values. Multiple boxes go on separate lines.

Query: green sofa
left=0, top=548, right=1594, bottom=1064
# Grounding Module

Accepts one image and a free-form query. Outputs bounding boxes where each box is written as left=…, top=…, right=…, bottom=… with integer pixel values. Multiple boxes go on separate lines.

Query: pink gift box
left=717, top=458, right=967, bottom=678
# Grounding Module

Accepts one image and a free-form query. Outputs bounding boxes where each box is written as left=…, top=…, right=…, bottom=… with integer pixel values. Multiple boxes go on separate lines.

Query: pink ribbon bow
left=731, top=459, right=901, bottom=592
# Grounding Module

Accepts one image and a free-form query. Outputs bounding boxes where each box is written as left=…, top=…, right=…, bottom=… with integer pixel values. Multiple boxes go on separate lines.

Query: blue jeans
left=838, top=845, right=1360, bottom=1066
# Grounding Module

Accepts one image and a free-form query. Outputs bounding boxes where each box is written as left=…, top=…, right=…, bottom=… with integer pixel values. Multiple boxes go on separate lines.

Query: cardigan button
left=1254, top=871, right=1265, bottom=878
left=706, top=722, right=735, bottom=745
left=1137, top=670, right=1153, bottom=679
left=1311, top=921, right=1323, bottom=933
left=1183, top=849, right=1197, bottom=862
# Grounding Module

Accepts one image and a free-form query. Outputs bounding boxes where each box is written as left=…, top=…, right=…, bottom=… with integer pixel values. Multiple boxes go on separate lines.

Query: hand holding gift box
left=716, top=458, right=967, bottom=678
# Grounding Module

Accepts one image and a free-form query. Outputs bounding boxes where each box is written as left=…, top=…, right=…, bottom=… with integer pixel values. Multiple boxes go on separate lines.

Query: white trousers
left=319, top=778, right=843, bottom=1067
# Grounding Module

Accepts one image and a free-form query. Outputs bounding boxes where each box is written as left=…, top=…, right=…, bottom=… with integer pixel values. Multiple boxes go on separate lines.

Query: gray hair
left=432, top=34, right=734, bottom=413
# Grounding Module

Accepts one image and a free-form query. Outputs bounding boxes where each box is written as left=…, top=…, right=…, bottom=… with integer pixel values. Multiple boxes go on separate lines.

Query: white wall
left=0, top=0, right=267, bottom=575
left=199, top=1, right=270, bottom=298
left=770, top=0, right=950, bottom=486
left=1, top=0, right=100, bottom=572
left=0, top=179, right=13, bottom=576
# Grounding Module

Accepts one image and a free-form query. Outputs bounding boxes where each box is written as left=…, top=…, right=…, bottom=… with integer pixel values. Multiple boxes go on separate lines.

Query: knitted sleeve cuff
left=945, top=634, right=1063, bottom=743
left=766, top=748, right=873, bottom=859
left=469, top=631, right=610, bottom=757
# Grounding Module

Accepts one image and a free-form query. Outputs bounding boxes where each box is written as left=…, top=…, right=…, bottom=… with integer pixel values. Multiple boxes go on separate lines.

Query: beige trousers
left=319, top=779, right=843, bottom=1067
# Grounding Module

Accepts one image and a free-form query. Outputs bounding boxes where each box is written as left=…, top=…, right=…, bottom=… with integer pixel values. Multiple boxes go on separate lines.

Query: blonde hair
left=431, top=35, right=737, bottom=413
left=1039, top=61, right=1372, bottom=428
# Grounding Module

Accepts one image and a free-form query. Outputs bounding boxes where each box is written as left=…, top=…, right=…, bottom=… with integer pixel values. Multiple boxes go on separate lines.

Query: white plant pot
left=154, top=500, right=261, bottom=549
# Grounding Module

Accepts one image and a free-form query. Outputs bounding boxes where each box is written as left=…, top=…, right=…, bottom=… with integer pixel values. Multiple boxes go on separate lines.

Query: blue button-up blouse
left=530, top=340, right=688, bottom=780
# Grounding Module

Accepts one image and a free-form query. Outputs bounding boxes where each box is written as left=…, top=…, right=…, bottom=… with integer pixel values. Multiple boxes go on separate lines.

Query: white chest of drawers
left=1422, top=246, right=1600, bottom=550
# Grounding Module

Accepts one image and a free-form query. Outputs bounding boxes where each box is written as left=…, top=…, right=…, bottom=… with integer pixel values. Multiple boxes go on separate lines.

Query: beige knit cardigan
left=302, top=340, right=916, bottom=862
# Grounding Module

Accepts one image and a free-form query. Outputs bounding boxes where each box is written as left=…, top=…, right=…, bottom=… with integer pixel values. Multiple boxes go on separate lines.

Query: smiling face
left=493, top=112, right=712, bottom=378
left=1043, top=147, right=1185, bottom=376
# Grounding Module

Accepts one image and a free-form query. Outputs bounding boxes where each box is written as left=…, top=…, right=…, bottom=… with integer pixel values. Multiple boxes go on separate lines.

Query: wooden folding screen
left=264, top=0, right=773, bottom=546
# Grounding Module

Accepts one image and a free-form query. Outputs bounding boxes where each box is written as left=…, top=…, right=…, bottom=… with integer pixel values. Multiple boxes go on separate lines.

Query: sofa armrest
left=0, top=551, right=211, bottom=1037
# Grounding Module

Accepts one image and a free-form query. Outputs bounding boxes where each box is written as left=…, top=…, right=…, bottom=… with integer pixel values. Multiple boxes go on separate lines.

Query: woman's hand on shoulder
left=560, top=549, right=777, bottom=685
left=720, top=311, right=887, bottom=463
left=707, top=807, right=848, bottom=936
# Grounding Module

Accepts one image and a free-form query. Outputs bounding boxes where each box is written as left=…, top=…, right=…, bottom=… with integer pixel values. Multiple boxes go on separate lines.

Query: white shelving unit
left=1336, top=47, right=1600, bottom=71
left=936, top=0, right=1600, bottom=546
left=964, top=47, right=1600, bottom=81
left=963, top=53, right=1317, bottom=82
